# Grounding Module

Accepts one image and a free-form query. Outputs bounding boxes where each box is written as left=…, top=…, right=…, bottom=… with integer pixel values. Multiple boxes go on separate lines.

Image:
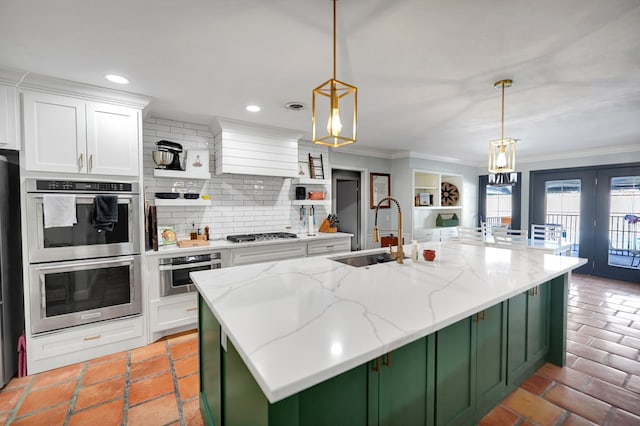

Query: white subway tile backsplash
left=144, top=117, right=329, bottom=237
left=156, top=131, right=184, bottom=140
left=184, top=122, right=211, bottom=132
left=144, top=123, right=171, bottom=132
left=156, top=118, right=185, bottom=127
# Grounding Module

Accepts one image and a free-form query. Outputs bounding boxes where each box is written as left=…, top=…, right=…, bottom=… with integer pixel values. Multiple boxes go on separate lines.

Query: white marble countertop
left=145, top=232, right=353, bottom=256
left=191, top=241, right=587, bottom=403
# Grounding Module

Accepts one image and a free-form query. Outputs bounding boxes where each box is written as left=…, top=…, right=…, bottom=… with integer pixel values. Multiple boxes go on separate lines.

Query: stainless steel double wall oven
left=26, top=179, right=142, bottom=334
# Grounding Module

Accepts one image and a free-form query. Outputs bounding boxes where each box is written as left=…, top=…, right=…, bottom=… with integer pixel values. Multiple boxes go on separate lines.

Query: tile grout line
left=122, top=350, right=132, bottom=425
left=166, top=339, right=186, bottom=426
left=4, top=375, right=36, bottom=424
left=63, top=362, right=88, bottom=426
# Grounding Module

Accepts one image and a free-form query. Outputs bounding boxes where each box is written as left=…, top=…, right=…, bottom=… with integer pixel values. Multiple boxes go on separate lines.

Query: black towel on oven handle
left=91, top=195, right=119, bottom=232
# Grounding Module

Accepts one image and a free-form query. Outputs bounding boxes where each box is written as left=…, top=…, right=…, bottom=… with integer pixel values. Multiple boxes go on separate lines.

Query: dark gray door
left=334, top=169, right=361, bottom=251
left=531, top=164, right=640, bottom=282
left=530, top=169, right=595, bottom=275
left=593, top=167, right=640, bottom=283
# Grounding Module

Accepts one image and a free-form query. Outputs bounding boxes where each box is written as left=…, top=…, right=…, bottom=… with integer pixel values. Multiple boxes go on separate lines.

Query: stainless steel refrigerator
left=0, top=154, right=23, bottom=388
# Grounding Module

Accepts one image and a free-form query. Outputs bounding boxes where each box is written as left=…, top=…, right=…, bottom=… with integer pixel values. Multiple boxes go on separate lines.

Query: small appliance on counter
left=154, top=140, right=184, bottom=171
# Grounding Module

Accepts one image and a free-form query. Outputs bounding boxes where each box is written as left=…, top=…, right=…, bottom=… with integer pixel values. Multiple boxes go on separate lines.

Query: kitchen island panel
left=197, top=271, right=573, bottom=425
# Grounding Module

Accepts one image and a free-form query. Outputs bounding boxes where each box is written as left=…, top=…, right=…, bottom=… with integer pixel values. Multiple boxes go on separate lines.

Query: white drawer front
left=151, top=295, right=198, bottom=332
left=307, top=239, right=351, bottom=255
left=31, top=317, right=143, bottom=361
left=230, top=243, right=307, bottom=266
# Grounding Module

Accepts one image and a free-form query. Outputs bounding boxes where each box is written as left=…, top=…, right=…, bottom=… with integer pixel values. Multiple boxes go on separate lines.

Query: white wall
left=329, top=150, right=393, bottom=249
left=143, top=118, right=329, bottom=239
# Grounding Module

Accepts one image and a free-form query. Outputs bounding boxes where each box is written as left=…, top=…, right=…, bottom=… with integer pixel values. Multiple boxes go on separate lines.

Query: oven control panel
left=34, top=180, right=133, bottom=192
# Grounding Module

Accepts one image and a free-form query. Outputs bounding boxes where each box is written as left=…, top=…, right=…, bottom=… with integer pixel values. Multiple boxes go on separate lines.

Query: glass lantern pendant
left=312, top=0, right=357, bottom=148
left=488, top=79, right=517, bottom=174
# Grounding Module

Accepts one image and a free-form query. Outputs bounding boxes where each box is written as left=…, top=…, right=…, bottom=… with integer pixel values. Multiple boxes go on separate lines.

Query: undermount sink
left=331, top=252, right=407, bottom=267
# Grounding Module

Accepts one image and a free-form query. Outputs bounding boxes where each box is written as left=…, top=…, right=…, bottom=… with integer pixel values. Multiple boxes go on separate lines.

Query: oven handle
left=40, top=276, right=46, bottom=313
left=34, top=256, right=137, bottom=271
left=158, top=259, right=221, bottom=272
left=30, top=194, right=133, bottom=204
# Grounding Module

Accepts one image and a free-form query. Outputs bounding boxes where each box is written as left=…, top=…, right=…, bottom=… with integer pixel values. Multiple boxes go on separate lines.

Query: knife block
left=318, top=218, right=337, bottom=233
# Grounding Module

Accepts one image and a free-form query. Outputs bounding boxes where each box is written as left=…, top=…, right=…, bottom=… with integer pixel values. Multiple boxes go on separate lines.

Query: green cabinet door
left=527, top=283, right=550, bottom=362
left=198, top=295, right=222, bottom=425
left=296, top=365, right=368, bottom=426
left=435, top=304, right=508, bottom=426
left=374, top=337, right=430, bottom=426
left=506, top=292, right=528, bottom=384
left=435, top=316, right=476, bottom=426
left=507, top=283, right=551, bottom=386
left=475, top=303, right=508, bottom=417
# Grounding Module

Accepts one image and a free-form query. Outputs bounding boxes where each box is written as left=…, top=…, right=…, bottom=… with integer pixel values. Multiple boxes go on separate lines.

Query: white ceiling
left=1, top=0, right=639, bottom=165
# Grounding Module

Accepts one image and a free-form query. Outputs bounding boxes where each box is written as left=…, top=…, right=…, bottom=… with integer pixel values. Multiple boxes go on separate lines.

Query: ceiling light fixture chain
left=488, top=79, right=517, bottom=186
left=312, top=0, right=357, bottom=148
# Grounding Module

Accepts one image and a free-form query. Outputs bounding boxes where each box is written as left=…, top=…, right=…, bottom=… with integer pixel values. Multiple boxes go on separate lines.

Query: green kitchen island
left=191, top=242, right=587, bottom=425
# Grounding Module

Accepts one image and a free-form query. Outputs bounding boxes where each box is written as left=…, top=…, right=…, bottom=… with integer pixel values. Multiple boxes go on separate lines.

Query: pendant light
left=312, top=0, right=357, bottom=148
left=488, top=79, right=517, bottom=177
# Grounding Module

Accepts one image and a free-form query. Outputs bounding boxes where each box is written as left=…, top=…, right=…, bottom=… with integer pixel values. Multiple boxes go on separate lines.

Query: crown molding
left=19, top=73, right=151, bottom=109
left=406, top=151, right=479, bottom=166
left=212, top=116, right=303, bottom=140
left=0, top=68, right=28, bottom=85
left=515, top=144, right=640, bottom=166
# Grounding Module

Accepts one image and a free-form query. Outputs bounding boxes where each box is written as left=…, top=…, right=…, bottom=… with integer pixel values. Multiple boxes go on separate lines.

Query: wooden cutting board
left=177, top=239, right=210, bottom=248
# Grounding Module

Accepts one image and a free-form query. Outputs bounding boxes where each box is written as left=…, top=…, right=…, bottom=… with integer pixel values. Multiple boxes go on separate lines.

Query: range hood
left=211, top=118, right=302, bottom=178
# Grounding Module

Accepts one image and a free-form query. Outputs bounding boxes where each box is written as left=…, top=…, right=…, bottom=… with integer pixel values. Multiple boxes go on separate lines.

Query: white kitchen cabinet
left=85, top=102, right=139, bottom=176
left=28, top=315, right=145, bottom=374
left=23, top=90, right=140, bottom=176
left=307, top=237, right=351, bottom=256
left=149, top=293, right=198, bottom=333
left=0, top=83, right=19, bottom=150
left=23, top=91, right=85, bottom=172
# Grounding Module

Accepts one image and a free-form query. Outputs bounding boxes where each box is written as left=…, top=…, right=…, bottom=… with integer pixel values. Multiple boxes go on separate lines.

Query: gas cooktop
left=226, top=232, right=298, bottom=243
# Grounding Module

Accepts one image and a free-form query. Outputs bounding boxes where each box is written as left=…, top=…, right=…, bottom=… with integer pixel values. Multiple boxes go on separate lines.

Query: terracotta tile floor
left=0, top=273, right=638, bottom=425
left=0, top=330, right=201, bottom=426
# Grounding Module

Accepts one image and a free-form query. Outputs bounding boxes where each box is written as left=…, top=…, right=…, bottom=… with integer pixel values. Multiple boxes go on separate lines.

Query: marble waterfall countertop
left=191, top=241, right=587, bottom=403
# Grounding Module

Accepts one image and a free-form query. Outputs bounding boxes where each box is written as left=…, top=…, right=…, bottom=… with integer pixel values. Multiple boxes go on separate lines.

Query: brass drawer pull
left=186, top=307, right=198, bottom=312
left=383, top=352, right=392, bottom=367
left=83, top=334, right=101, bottom=341
left=372, top=357, right=380, bottom=372
left=473, top=310, right=487, bottom=322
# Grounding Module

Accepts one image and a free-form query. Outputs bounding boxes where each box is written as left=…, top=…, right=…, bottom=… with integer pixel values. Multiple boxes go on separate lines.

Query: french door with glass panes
left=593, top=167, right=640, bottom=282
left=530, top=165, right=640, bottom=282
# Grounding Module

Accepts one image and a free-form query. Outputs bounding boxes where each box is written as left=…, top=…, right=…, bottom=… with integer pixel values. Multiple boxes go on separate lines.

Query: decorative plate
left=441, top=182, right=459, bottom=206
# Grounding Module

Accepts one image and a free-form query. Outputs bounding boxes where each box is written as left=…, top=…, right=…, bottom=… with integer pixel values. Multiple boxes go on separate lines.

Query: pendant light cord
left=501, top=81, right=505, bottom=142
left=333, top=0, right=337, bottom=80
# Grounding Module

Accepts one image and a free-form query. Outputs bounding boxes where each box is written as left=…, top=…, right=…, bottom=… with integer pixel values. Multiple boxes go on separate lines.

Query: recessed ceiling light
left=105, top=74, right=129, bottom=84
left=246, top=105, right=261, bottom=112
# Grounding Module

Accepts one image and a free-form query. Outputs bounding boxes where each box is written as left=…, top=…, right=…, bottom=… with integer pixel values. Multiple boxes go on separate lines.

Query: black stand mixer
left=155, top=140, right=184, bottom=170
